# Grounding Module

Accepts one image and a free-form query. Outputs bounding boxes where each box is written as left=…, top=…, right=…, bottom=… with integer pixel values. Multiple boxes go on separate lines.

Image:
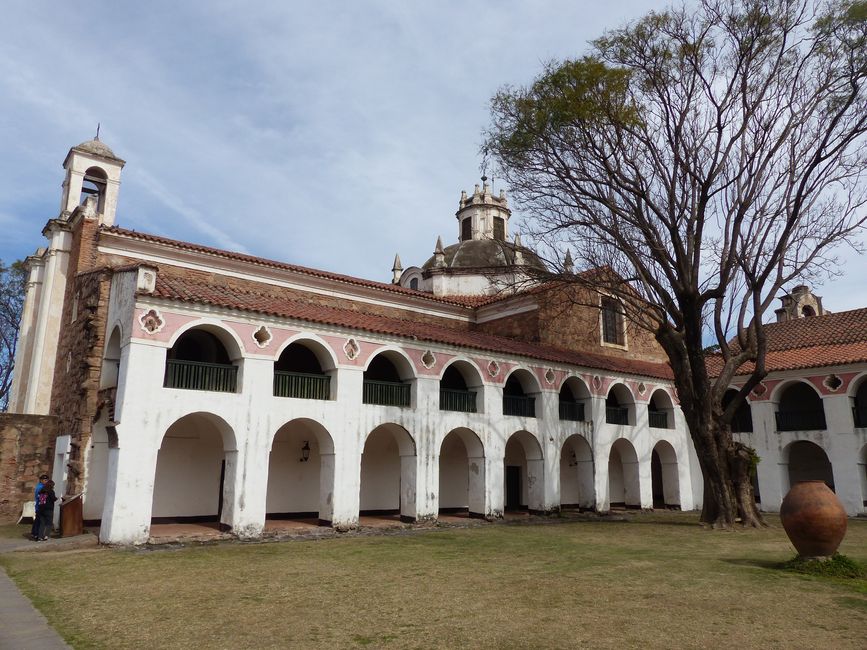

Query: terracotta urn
left=780, top=480, right=847, bottom=558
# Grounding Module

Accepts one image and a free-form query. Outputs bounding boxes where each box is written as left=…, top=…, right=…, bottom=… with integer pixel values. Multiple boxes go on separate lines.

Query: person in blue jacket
left=31, top=473, right=49, bottom=540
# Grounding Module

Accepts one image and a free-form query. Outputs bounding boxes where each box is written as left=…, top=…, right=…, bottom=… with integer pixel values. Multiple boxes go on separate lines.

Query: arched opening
left=608, top=438, right=640, bottom=509
left=859, top=444, right=867, bottom=509
left=84, top=419, right=111, bottom=524
left=363, top=351, right=413, bottom=407
left=81, top=166, right=107, bottom=213
left=503, top=430, right=544, bottom=513
left=100, top=326, right=121, bottom=390
left=461, top=217, right=472, bottom=241
left=440, top=360, right=483, bottom=413
left=802, top=305, right=816, bottom=317
left=851, top=378, right=867, bottom=428
left=164, top=327, right=239, bottom=393
left=409, top=278, right=419, bottom=290
left=273, top=340, right=334, bottom=400
left=266, top=419, right=335, bottom=530
left=438, top=428, right=485, bottom=519
left=360, top=424, right=417, bottom=522
left=560, top=434, right=594, bottom=510
left=775, top=382, right=826, bottom=431
left=559, top=377, right=590, bottom=422
left=648, top=390, right=674, bottom=429
left=151, top=413, right=236, bottom=534
left=503, top=369, right=538, bottom=418
left=783, top=441, right=835, bottom=493
left=493, top=216, right=505, bottom=241
left=605, top=384, right=633, bottom=426
left=650, top=441, right=680, bottom=509
left=723, top=389, right=754, bottom=433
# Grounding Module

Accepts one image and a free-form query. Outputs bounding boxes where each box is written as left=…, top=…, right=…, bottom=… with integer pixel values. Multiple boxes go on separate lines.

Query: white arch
left=769, top=377, right=821, bottom=404
left=560, top=434, right=595, bottom=510
left=439, top=427, right=486, bottom=517
left=608, top=438, right=640, bottom=508
left=504, top=367, right=542, bottom=394
left=559, top=375, right=591, bottom=399
left=651, top=439, right=680, bottom=508
left=275, top=332, right=340, bottom=370
left=439, top=356, right=486, bottom=386
left=363, top=345, right=417, bottom=381
left=166, top=318, right=246, bottom=361
left=504, top=429, right=545, bottom=512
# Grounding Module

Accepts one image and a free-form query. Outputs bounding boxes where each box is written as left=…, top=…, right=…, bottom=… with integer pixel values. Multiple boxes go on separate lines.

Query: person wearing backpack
left=36, top=479, right=57, bottom=541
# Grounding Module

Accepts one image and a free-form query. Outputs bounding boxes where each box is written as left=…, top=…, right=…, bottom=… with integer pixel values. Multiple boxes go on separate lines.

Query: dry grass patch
left=2, top=512, right=866, bottom=649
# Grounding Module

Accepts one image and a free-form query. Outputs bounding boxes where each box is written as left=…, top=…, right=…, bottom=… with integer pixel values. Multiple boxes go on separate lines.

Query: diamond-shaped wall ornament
left=421, top=350, right=436, bottom=369
left=344, top=337, right=360, bottom=360
left=823, top=374, right=843, bottom=392
left=545, top=368, right=556, bottom=385
left=487, top=360, right=500, bottom=378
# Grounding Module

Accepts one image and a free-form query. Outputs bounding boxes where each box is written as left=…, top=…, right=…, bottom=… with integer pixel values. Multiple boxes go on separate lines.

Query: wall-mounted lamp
left=300, top=441, right=310, bottom=463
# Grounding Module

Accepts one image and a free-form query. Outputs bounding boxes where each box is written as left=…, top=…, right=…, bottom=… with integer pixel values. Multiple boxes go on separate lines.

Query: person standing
left=30, top=473, right=49, bottom=540
left=36, top=480, right=57, bottom=541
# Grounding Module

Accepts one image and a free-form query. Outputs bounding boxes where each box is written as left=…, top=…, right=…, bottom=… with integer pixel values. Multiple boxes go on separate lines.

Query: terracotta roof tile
left=708, top=309, right=867, bottom=375
left=147, top=274, right=673, bottom=380
left=102, top=226, right=478, bottom=308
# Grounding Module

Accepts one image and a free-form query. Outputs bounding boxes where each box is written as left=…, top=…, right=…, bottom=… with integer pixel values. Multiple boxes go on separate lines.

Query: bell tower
left=60, top=135, right=125, bottom=227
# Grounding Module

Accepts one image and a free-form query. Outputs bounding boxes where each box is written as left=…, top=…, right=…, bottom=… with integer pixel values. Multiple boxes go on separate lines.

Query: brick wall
left=0, top=414, right=59, bottom=523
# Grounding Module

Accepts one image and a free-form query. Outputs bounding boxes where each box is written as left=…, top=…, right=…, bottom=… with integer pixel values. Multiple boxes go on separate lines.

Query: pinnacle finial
left=95, top=122, right=101, bottom=140
left=514, top=233, right=522, bottom=247
left=435, top=236, right=444, bottom=254
left=392, top=253, right=402, bottom=272
left=564, top=250, right=574, bottom=273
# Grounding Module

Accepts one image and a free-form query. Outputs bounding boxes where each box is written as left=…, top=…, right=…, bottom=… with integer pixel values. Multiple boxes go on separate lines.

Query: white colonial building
left=7, top=138, right=865, bottom=544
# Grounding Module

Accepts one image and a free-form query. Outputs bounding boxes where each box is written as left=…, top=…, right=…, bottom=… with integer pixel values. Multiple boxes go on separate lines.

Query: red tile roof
left=146, top=273, right=673, bottom=380
left=708, top=308, right=867, bottom=375
left=102, top=226, right=523, bottom=310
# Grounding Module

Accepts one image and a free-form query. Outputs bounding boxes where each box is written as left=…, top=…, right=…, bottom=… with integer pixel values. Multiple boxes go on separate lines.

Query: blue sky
left=2, top=1, right=865, bottom=312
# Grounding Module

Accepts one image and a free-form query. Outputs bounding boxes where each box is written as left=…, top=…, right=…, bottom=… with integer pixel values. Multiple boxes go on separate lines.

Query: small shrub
left=781, top=553, right=866, bottom=579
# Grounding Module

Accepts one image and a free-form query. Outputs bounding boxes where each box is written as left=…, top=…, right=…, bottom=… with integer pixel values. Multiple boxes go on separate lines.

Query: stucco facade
left=37, top=137, right=867, bottom=542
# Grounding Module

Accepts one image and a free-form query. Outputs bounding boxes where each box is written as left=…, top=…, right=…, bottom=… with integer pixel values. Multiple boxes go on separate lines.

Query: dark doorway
left=505, top=465, right=522, bottom=510
left=651, top=450, right=664, bottom=508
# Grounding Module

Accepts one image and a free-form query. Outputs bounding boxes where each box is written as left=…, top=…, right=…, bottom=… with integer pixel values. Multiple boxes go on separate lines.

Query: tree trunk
left=681, top=403, right=766, bottom=528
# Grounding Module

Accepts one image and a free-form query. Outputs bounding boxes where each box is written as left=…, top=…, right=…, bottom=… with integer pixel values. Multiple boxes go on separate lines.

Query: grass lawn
left=1, top=512, right=866, bottom=649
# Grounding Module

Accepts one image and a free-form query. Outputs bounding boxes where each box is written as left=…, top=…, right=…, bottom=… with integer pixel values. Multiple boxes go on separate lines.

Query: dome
left=422, top=239, right=546, bottom=272
left=73, top=138, right=119, bottom=160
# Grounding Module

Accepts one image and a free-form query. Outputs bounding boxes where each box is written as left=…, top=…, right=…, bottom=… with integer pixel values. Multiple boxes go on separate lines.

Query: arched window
left=601, top=297, right=625, bottom=346
left=775, top=382, right=826, bottom=431
left=363, top=353, right=412, bottom=407
left=409, top=277, right=419, bottom=290
left=802, top=305, right=816, bottom=317
left=439, top=362, right=481, bottom=413
left=559, top=378, right=590, bottom=422
left=605, top=384, right=632, bottom=425
left=722, top=389, right=753, bottom=433
left=503, top=370, right=538, bottom=418
left=81, top=166, right=108, bottom=213
left=461, top=218, right=472, bottom=241
left=648, top=390, right=674, bottom=429
left=164, top=329, right=238, bottom=393
left=273, top=341, right=332, bottom=400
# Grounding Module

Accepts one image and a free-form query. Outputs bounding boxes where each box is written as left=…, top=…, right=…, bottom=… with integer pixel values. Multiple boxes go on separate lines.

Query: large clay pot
left=780, top=480, right=847, bottom=558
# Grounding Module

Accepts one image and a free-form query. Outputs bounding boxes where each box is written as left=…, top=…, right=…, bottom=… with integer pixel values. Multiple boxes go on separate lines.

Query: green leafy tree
left=0, top=259, right=27, bottom=411
left=485, top=0, right=867, bottom=526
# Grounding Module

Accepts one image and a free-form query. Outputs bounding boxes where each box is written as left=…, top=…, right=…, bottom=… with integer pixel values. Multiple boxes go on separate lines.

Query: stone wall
left=0, top=413, right=59, bottom=522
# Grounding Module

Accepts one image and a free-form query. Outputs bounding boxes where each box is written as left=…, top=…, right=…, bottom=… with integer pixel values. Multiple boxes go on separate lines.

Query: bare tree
left=0, top=259, right=26, bottom=411
left=484, top=0, right=867, bottom=527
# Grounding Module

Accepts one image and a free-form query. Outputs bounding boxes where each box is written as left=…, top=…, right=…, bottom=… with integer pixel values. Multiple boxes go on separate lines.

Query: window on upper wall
left=461, top=217, right=472, bottom=241
left=601, top=297, right=625, bottom=346
left=409, top=278, right=419, bottom=290
left=493, top=217, right=505, bottom=241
